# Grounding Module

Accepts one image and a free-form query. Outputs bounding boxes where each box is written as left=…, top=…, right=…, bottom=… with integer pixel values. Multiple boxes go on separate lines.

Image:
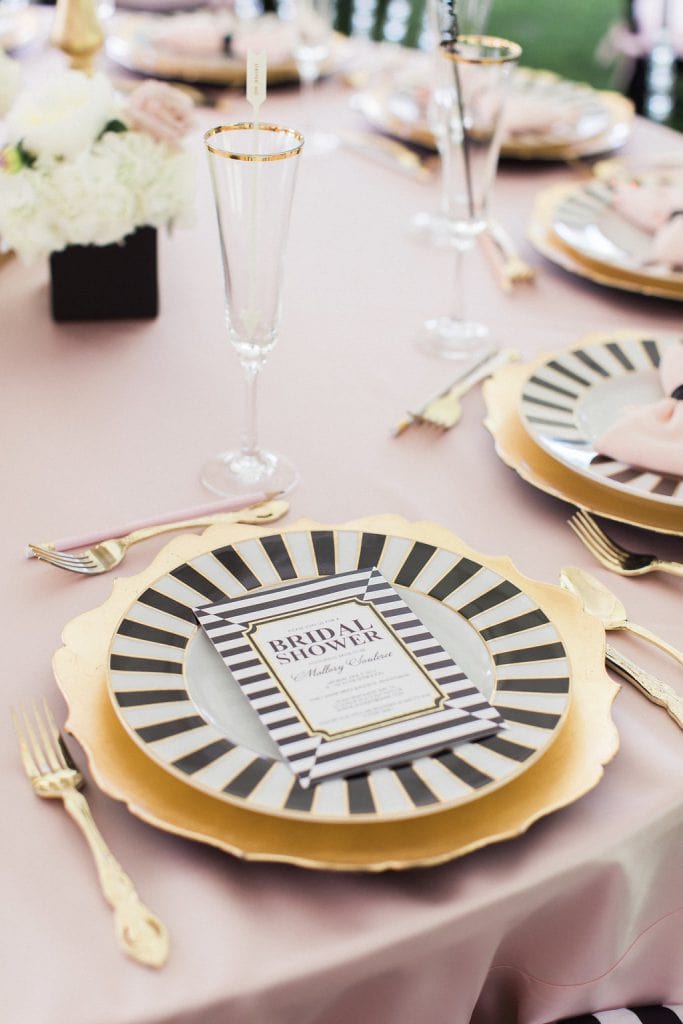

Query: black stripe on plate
left=631, top=1007, right=683, bottom=1024
left=546, top=359, right=591, bottom=388
left=479, top=609, right=549, bottom=642
left=110, top=654, right=183, bottom=674
left=652, top=476, right=679, bottom=497
left=428, top=557, right=482, bottom=601
left=478, top=735, right=535, bottom=762
left=114, top=688, right=188, bottom=707
left=223, top=756, right=273, bottom=798
left=458, top=579, right=521, bottom=620
left=642, top=338, right=661, bottom=367
left=212, top=546, right=262, bottom=590
left=171, top=563, right=227, bottom=602
left=117, top=619, right=189, bottom=650
left=394, top=542, right=437, bottom=587
left=393, top=764, right=439, bottom=806
left=498, top=707, right=561, bottom=729
left=605, top=340, right=635, bottom=371
left=312, top=530, right=336, bottom=574
left=608, top=467, right=647, bottom=484
left=522, top=394, right=575, bottom=414
left=526, top=374, right=580, bottom=400
left=138, top=587, right=197, bottom=624
left=346, top=774, right=376, bottom=814
left=497, top=676, right=570, bottom=694
left=173, top=737, right=234, bottom=775
left=574, top=349, right=610, bottom=377
left=260, top=534, right=297, bottom=580
left=357, top=532, right=387, bottom=570
left=557, top=1015, right=600, bottom=1024
left=284, top=779, right=316, bottom=812
left=493, top=641, right=565, bottom=665
left=435, top=750, right=492, bottom=789
left=137, top=714, right=205, bottom=742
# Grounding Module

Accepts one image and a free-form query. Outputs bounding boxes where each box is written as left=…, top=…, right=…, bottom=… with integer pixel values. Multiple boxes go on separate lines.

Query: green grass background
left=486, top=0, right=683, bottom=130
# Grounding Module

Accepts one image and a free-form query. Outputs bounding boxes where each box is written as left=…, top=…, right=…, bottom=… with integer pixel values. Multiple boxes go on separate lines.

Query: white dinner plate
left=107, top=528, right=572, bottom=824
left=519, top=335, right=683, bottom=507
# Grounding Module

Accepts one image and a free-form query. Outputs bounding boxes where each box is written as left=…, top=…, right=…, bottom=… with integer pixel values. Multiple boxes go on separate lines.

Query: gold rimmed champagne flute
left=418, top=35, right=521, bottom=359
left=202, top=123, right=304, bottom=498
left=411, top=0, right=494, bottom=245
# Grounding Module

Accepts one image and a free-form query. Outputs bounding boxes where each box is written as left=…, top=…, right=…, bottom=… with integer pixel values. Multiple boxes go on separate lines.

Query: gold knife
left=605, top=643, right=683, bottom=729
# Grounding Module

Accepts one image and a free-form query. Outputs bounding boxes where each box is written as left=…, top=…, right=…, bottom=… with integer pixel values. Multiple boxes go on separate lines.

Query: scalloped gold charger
left=484, top=338, right=683, bottom=535
left=53, top=515, right=618, bottom=871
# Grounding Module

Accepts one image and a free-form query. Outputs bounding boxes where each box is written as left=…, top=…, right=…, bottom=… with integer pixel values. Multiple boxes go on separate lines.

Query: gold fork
left=568, top=509, right=683, bottom=578
left=29, top=498, right=289, bottom=575
left=394, top=348, right=518, bottom=435
left=481, top=220, right=536, bottom=291
left=12, top=699, right=169, bottom=967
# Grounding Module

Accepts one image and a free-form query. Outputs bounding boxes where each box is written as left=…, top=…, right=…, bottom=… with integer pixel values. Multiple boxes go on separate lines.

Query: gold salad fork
left=480, top=220, right=536, bottom=291
left=29, top=497, right=289, bottom=575
left=568, top=509, right=683, bottom=578
left=12, top=700, right=169, bottom=967
left=394, top=348, right=518, bottom=435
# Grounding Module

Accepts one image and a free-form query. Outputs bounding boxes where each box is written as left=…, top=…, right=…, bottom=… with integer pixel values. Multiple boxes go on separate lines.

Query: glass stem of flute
left=240, top=359, right=261, bottom=461
left=450, top=240, right=472, bottom=325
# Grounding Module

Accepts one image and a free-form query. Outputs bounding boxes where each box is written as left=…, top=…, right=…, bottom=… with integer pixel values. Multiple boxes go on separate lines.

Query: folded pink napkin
left=612, top=179, right=683, bottom=232
left=650, top=213, right=683, bottom=269
left=154, top=12, right=234, bottom=56
left=595, top=344, right=683, bottom=477
left=473, top=91, right=580, bottom=138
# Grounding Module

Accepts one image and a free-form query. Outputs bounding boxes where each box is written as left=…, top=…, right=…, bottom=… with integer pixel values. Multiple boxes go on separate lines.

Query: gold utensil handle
left=62, top=788, right=169, bottom=967
left=606, top=643, right=683, bottom=728
left=625, top=620, right=683, bottom=668
left=124, top=498, right=287, bottom=546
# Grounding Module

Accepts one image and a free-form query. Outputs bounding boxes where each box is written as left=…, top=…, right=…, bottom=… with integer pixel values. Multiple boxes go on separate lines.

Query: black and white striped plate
left=519, top=335, right=683, bottom=507
left=550, top=179, right=683, bottom=288
left=107, top=529, right=571, bottom=823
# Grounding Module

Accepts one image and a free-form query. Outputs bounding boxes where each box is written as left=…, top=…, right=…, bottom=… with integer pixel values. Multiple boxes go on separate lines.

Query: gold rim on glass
left=204, top=123, right=305, bottom=161
left=440, top=34, right=522, bottom=64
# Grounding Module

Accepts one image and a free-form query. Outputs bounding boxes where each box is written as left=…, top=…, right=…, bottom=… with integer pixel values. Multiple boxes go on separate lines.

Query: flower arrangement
left=0, top=69, right=194, bottom=264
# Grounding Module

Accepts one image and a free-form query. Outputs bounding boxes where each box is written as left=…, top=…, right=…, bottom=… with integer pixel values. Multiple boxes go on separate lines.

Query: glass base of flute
left=418, top=225, right=489, bottom=358
left=202, top=123, right=303, bottom=499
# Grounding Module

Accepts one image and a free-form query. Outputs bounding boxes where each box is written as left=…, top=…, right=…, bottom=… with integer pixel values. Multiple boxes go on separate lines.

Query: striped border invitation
left=195, top=568, right=504, bottom=788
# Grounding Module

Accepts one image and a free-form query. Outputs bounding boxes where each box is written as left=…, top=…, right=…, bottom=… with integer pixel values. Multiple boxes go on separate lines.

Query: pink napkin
left=650, top=213, right=683, bottom=269
left=473, top=91, right=580, bottom=138
left=595, top=344, right=683, bottom=477
left=612, top=179, right=683, bottom=269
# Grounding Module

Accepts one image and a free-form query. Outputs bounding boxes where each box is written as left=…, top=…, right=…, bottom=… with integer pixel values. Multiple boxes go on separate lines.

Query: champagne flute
left=418, top=35, right=521, bottom=359
left=292, top=0, right=337, bottom=155
left=412, top=0, right=494, bottom=245
left=202, top=123, right=304, bottom=497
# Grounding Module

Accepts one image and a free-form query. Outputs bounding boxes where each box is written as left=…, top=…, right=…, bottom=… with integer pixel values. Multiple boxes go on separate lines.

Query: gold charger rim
left=53, top=514, right=619, bottom=871
left=483, top=336, right=683, bottom=535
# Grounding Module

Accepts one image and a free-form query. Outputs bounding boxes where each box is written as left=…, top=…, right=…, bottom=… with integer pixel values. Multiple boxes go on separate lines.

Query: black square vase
left=49, top=226, right=159, bottom=322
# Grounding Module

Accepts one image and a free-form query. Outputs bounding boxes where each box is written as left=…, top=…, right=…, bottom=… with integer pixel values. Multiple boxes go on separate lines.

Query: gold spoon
left=560, top=567, right=683, bottom=668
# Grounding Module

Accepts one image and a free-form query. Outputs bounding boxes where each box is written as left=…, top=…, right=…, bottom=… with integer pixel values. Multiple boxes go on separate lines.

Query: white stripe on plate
left=485, top=622, right=562, bottom=654
left=282, top=531, right=319, bottom=579
left=124, top=602, right=197, bottom=637
left=144, top=724, right=218, bottom=762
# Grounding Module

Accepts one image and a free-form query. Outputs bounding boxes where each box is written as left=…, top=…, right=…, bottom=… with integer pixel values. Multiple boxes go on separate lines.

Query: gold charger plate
left=354, top=69, right=632, bottom=162
left=53, top=515, right=618, bottom=871
left=484, top=338, right=683, bottom=535
left=529, top=184, right=683, bottom=302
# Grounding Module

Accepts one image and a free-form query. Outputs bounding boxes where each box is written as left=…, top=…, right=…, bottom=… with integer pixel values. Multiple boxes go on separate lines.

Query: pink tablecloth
left=1, top=51, right=682, bottom=1024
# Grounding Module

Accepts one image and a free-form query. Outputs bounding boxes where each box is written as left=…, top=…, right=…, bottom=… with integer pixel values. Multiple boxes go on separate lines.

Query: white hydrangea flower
left=0, top=49, right=20, bottom=117
left=5, top=70, right=116, bottom=162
